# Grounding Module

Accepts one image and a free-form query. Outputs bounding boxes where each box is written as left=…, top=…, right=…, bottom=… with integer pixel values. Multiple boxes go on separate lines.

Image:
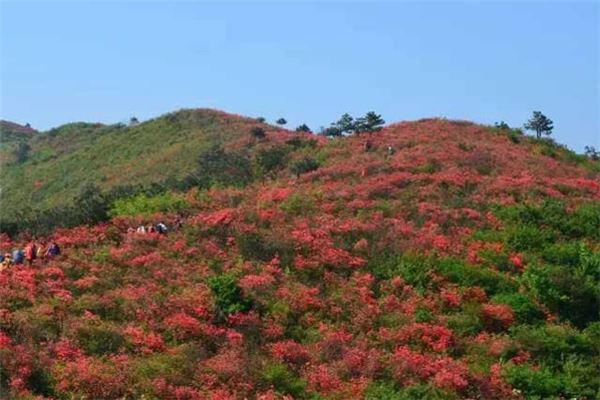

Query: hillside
left=0, top=120, right=37, bottom=143
left=0, top=114, right=599, bottom=399
left=0, top=121, right=38, bottom=165
left=0, top=109, right=285, bottom=231
left=2, top=110, right=597, bottom=236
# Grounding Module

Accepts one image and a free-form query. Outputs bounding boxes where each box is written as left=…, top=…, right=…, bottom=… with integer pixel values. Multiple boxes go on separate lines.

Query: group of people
left=0, top=240, right=61, bottom=271
left=0, top=219, right=180, bottom=272
left=127, top=222, right=169, bottom=235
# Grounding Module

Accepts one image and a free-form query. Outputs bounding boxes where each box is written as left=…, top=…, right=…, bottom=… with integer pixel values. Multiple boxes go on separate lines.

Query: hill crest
left=0, top=109, right=597, bottom=236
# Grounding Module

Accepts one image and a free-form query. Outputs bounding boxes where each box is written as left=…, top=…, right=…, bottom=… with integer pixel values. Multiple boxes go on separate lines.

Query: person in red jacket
left=24, top=241, right=37, bottom=266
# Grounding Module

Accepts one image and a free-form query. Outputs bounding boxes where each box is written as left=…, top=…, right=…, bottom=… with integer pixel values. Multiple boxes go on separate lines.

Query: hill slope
left=0, top=120, right=37, bottom=143
left=0, top=114, right=599, bottom=399
left=0, top=109, right=284, bottom=229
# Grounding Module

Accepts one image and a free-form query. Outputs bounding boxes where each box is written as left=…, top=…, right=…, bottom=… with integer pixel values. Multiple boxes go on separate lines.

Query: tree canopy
left=322, top=112, right=385, bottom=137
left=295, top=124, right=312, bottom=133
left=524, top=111, right=553, bottom=139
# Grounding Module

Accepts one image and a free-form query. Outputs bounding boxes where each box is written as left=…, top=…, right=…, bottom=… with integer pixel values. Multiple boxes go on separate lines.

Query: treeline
left=259, top=111, right=385, bottom=137
left=320, top=111, right=385, bottom=137
left=0, top=136, right=320, bottom=237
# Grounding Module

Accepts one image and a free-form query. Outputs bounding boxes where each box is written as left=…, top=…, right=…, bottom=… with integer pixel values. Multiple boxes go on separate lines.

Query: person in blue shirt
left=12, top=249, right=24, bottom=265
left=46, top=242, right=61, bottom=257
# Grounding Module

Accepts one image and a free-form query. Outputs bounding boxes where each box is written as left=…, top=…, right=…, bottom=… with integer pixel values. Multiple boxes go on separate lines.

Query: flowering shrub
left=481, top=303, right=515, bottom=331
left=271, top=340, right=311, bottom=366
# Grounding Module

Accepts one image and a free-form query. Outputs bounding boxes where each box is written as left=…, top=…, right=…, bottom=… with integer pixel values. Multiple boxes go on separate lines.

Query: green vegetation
left=109, top=192, right=189, bottom=217
left=323, top=111, right=385, bottom=136
left=261, top=363, right=308, bottom=398
left=290, top=156, right=319, bottom=177
left=14, top=142, right=31, bottom=163
left=255, top=145, right=290, bottom=178
left=0, top=110, right=267, bottom=232
left=492, top=200, right=600, bottom=328
left=195, top=145, right=253, bottom=188
left=207, top=274, right=252, bottom=319
left=76, top=321, right=126, bottom=355
left=295, top=124, right=312, bottom=133
left=365, top=382, right=453, bottom=400
left=280, top=193, right=315, bottom=217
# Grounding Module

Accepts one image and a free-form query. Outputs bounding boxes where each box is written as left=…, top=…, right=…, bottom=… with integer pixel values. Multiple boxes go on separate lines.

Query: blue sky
left=1, top=1, right=598, bottom=151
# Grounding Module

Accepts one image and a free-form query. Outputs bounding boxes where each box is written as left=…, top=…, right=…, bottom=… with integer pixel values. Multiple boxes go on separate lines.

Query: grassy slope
left=0, top=109, right=280, bottom=219
left=0, top=120, right=37, bottom=143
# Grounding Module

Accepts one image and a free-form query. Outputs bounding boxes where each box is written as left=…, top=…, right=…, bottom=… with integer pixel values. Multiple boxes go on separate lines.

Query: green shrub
left=262, top=363, right=308, bottom=398
left=364, top=382, right=403, bottom=400
left=521, top=264, right=599, bottom=328
left=505, top=225, right=554, bottom=251
left=365, top=382, right=455, bottom=400
left=579, top=246, right=600, bottom=279
left=414, top=308, right=434, bottom=323
left=280, top=193, right=315, bottom=217
left=447, top=304, right=484, bottom=336
left=561, top=356, right=600, bottom=398
left=74, top=183, right=111, bottom=225
left=541, top=242, right=581, bottom=266
left=237, top=232, right=276, bottom=262
left=132, top=352, right=190, bottom=386
left=476, top=248, right=511, bottom=271
left=491, top=293, right=544, bottom=325
left=511, top=325, right=594, bottom=366
left=369, top=253, right=430, bottom=293
left=290, top=157, right=319, bottom=177
left=109, top=191, right=188, bottom=217
left=207, top=274, right=252, bottom=319
left=415, top=159, right=442, bottom=174
left=196, top=146, right=253, bottom=188
left=235, top=231, right=294, bottom=267
left=570, top=201, right=600, bottom=240
left=76, top=321, right=126, bottom=355
left=496, top=200, right=600, bottom=240
left=14, top=142, right=31, bottom=163
left=503, top=363, right=563, bottom=398
left=285, top=136, right=317, bottom=149
left=433, top=258, right=516, bottom=295
left=505, top=129, right=523, bottom=143
left=11, top=308, right=62, bottom=342
left=26, top=366, right=56, bottom=397
left=255, top=145, right=290, bottom=176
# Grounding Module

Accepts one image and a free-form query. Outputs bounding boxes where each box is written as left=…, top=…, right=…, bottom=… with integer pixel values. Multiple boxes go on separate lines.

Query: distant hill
left=0, top=120, right=37, bottom=143
left=0, top=120, right=38, bottom=166
left=0, top=109, right=288, bottom=230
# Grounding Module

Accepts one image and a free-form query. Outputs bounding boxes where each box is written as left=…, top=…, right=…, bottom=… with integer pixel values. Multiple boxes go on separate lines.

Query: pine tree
left=334, top=113, right=355, bottom=135
left=356, top=111, right=385, bottom=133
left=524, top=111, right=553, bottom=139
left=295, top=124, right=312, bottom=133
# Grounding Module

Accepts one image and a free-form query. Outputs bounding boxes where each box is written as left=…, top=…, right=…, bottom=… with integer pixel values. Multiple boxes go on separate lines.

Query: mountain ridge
left=1, top=108, right=598, bottom=236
